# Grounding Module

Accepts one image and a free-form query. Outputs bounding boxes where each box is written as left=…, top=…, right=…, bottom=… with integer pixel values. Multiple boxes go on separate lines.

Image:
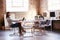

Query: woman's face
left=8, top=13, right=11, bottom=16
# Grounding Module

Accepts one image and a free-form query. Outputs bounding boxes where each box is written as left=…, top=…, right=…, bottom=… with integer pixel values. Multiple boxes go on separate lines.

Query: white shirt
left=7, top=17, right=19, bottom=26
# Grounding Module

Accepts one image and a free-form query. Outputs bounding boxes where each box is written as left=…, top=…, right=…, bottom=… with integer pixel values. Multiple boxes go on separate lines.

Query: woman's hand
left=18, top=20, right=22, bottom=23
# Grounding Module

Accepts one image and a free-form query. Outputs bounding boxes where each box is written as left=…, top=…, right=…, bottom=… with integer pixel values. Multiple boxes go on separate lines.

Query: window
left=6, top=0, right=29, bottom=12
left=48, top=0, right=60, bottom=10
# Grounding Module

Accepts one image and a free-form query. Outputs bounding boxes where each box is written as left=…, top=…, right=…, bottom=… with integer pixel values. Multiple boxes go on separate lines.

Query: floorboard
left=0, top=29, right=60, bottom=40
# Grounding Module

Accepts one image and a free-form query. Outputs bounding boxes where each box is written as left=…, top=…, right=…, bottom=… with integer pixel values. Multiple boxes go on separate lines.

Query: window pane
left=48, top=0, right=60, bottom=10
left=12, top=0, right=24, bottom=7
left=6, top=0, right=29, bottom=12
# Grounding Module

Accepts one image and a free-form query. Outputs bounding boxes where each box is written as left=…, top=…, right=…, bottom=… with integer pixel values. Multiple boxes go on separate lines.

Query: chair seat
left=10, top=23, right=19, bottom=28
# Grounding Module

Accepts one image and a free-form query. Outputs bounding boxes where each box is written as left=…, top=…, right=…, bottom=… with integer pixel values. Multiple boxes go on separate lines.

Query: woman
left=6, top=12, right=26, bottom=36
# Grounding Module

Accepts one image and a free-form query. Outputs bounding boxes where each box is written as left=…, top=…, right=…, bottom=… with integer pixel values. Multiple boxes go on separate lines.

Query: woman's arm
left=11, top=19, right=19, bottom=22
left=7, top=18, right=20, bottom=22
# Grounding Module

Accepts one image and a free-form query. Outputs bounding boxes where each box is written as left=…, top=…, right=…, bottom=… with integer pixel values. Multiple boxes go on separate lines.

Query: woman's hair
left=22, top=17, right=25, bottom=21
left=6, top=12, right=10, bottom=18
left=39, top=15, right=44, bottom=19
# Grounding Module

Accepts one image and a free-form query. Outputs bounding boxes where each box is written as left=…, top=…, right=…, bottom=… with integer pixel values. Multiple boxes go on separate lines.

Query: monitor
left=50, top=12, right=55, bottom=17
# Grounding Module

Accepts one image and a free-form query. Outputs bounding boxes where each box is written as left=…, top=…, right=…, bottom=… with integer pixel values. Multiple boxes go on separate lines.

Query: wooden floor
left=0, top=29, right=60, bottom=40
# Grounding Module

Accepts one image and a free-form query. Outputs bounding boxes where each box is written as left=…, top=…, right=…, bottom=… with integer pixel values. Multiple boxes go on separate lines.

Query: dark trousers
left=18, top=23, right=25, bottom=34
left=10, top=23, right=25, bottom=34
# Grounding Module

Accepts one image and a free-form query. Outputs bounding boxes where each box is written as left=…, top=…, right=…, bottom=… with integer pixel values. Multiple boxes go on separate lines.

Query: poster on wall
left=43, top=12, right=47, bottom=17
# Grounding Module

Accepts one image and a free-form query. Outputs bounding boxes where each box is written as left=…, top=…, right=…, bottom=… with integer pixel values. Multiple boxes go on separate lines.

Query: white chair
left=22, top=20, right=34, bottom=33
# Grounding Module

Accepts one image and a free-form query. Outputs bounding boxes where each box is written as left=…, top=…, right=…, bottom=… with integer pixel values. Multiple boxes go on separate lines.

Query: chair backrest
left=4, top=14, right=15, bottom=27
left=39, top=20, right=46, bottom=27
left=4, top=14, right=9, bottom=27
left=46, top=20, right=52, bottom=26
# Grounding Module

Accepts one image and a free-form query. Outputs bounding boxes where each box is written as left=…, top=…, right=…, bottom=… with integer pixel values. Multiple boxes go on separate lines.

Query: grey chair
left=9, top=24, right=19, bottom=36
left=45, top=20, right=52, bottom=31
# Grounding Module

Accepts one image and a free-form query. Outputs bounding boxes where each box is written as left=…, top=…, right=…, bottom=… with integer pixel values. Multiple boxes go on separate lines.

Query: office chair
left=45, top=20, right=52, bottom=31
left=32, top=20, right=46, bottom=35
left=9, top=24, right=19, bottom=36
left=32, top=16, right=46, bottom=35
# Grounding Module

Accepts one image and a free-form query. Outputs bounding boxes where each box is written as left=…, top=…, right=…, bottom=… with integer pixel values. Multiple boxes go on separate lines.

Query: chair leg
left=13, top=28, right=16, bottom=34
left=41, top=27, right=46, bottom=35
left=31, top=27, right=33, bottom=33
left=9, top=27, right=19, bottom=36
